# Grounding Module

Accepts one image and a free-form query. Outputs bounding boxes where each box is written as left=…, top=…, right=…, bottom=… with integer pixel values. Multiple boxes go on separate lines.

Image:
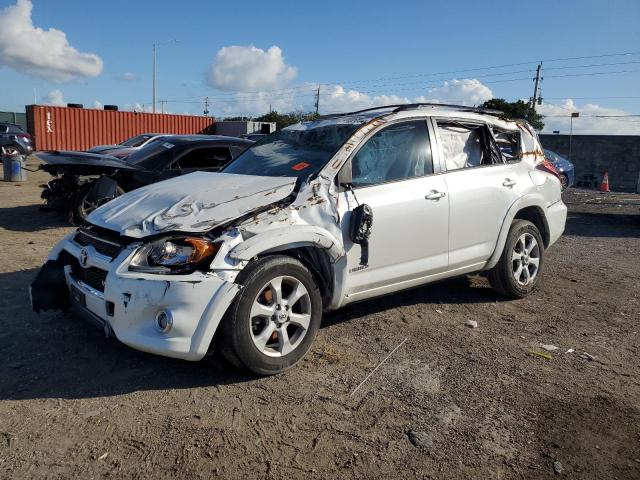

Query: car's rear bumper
left=547, top=200, right=567, bottom=247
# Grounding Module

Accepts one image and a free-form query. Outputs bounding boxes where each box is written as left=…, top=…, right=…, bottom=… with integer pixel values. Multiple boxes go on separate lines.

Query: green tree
left=480, top=99, right=545, bottom=131
left=254, top=111, right=319, bottom=130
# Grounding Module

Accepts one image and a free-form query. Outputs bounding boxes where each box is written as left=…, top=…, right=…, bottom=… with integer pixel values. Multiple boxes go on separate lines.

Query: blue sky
left=0, top=0, right=639, bottom=133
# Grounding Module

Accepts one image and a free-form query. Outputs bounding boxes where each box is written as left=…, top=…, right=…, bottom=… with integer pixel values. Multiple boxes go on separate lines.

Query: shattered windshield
left=222, top=120, right=364, bottom=179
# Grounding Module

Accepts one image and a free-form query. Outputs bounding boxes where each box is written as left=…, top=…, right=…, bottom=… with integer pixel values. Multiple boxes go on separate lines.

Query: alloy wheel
left=512, top=233, right=540, bottom=286
left=249, top=275, right=312, bottom=357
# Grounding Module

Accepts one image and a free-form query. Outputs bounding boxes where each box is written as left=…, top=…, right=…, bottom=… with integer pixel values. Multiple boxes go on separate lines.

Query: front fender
left=229, top=226, right=345, bottom=261
left=485, top=194, right=549, bottom=270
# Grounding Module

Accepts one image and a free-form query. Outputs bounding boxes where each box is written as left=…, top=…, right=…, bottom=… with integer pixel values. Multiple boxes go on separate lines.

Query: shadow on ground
left=0, top=204, right=69, bottom=232
left=565, top=211, right=640, bottom=238
left=0, top=268, right=503, bottom=401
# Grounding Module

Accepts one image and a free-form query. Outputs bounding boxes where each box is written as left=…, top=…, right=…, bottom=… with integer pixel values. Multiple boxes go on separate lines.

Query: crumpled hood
left=87, top=172, right=297, bottom=238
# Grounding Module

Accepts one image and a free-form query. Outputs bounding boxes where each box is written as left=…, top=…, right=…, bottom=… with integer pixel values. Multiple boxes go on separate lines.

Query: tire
left=560, top=173, right=569, bottom=191
left=1, top=144, right=23, bottom=155
left=72, top=182, right=124, bottom=224
left=488, top=220, right=544, bottom=299
left=219, top=255, right=323, bottom=375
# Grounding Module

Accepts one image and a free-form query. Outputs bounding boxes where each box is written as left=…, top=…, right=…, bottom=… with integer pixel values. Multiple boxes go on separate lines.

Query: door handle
left=502, top=178, right=517, bottom=187
left=425, top=190, right=446, bottom=200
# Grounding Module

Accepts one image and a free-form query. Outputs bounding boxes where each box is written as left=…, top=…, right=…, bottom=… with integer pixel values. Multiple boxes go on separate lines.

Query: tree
left=480, top=99, right=545, bottom=131
left=253, top=111, right=319, bottom=130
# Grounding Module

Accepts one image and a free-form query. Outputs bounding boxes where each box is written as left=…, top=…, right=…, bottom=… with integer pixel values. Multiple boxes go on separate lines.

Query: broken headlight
left=129, top=237, right=220, bottom=274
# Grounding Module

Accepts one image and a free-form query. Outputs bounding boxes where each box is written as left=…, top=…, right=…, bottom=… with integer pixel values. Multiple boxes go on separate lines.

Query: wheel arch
left=485, top=196, right=550, bottom=270
left=228, top=226, right=344, bottom=307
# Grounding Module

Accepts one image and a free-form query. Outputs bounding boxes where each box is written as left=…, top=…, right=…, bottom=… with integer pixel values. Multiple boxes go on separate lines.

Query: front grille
left=74, top=229, right=123, bottom=258
left=63, top=253, right=108, bottom=292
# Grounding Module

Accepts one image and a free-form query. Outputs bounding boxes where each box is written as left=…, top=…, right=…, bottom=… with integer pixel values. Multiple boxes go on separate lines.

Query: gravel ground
left=1, top=160, right=639, bottom=479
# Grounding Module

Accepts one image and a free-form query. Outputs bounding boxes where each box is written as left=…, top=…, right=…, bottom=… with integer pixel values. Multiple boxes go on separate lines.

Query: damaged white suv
left=31, top=104, right=567, bottom=375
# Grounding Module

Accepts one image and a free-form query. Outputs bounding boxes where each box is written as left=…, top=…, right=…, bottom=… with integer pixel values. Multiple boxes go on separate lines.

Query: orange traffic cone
left=600, top=171, right=610, bottom=192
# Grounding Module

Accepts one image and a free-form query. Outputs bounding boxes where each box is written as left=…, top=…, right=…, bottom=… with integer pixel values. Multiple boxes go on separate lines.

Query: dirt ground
left=1, top=159, right=639, bottom=479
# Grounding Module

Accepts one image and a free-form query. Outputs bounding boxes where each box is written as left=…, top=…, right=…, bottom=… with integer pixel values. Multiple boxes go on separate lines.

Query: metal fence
left=0, top=111, right=27, bottom=130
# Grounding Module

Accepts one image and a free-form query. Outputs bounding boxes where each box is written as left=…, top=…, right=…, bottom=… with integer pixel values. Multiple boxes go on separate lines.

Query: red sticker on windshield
left=292, top=162, right=311, bottom=171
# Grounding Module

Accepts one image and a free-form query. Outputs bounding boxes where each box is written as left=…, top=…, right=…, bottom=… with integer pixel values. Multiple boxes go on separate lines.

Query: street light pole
left=152, top=44, right=157, bottom=113
left=569, top=112, right=579, bottom=162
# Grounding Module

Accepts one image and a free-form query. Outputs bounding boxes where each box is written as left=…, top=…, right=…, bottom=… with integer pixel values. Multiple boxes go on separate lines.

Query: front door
left=339, top=120, right=449, bottom=296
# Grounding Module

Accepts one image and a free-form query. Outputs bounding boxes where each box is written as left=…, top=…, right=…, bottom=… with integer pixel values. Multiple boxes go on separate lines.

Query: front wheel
left=72, top=182, right=124, bottom=224
left=219, top=255, right=323, bottom=375
left=488, top=220, right=544, bottom=299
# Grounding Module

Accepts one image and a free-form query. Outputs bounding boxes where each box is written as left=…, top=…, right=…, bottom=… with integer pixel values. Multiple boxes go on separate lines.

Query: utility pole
left=531, top=62, right=542, bottom=110
left=159, top=100, right=166, bottom=114
left=203, top=96, right=210, bottom=116
left=152, top=44, right=157, bottom=113
left=152, top=39, right=177, bottom=114
left=315, top=85, right=320, bottom=115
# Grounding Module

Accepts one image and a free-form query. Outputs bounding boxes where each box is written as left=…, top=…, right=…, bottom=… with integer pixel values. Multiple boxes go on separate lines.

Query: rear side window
left=351, top=120, right=433, bottom=187
left=0, top=125, right=8, bottom=133
left=437, top=121, right=504, bottom=171
left=175, top=147, right=232, bottom=170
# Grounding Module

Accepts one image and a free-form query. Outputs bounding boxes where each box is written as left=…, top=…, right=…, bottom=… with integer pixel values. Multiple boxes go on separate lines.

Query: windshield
left=123, top=139, right=173, bottom=167
left=121, top=134, right=154, bottom=147
left=222, top=121, right=363, bottom=179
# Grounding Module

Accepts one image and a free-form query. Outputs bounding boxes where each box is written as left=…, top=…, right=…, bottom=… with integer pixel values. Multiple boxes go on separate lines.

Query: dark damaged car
left=38, top=135, right=253, bottom=222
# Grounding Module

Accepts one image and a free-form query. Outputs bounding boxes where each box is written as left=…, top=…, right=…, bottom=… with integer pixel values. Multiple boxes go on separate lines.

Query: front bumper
left=31, top=233, right=240, bottom=361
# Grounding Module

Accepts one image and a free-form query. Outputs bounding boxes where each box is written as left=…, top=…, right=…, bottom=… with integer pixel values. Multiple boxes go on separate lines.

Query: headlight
left=129, top=236, right=220, bottom=274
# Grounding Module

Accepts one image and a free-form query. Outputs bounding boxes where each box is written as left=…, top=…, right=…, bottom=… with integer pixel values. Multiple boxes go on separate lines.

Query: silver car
left=31, top=104, right=567, bottom=375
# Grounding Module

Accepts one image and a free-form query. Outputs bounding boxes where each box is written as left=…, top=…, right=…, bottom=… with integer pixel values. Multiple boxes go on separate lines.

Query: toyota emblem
left=79, top=248, right=89, bottom=267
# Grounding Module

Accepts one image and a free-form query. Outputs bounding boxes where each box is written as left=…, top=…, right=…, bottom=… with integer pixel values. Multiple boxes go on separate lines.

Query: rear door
left=339, top=119, right=449, bottom=296
left=434, top=119, right=524, bottom=268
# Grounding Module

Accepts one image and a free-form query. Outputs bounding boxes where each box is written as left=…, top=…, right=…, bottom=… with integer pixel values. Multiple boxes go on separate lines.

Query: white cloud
left=0, top=0, right=103, bottom=82
left=120, top=71, right=137, bottom=81
left=539, top=100, right=640, bottom=135
left=416, top=79, right=493, bottom=106
left=93, top=100, right=103, bottom=109
left=41, top=89, right=65, bottom=106
left=207, top=45, right=297, bottom=92
left=218, top=78, right=493, bottom=117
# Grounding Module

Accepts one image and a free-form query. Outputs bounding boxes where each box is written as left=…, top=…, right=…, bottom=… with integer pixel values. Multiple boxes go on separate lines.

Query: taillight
left=536, top=160, right=561, bottom=181
left=18, top=133, right=31, bottom=141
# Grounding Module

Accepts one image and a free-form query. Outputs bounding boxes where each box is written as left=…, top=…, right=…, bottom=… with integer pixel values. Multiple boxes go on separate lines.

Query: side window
left=351, top=120, right=432, bottom=187
left=174, top=147, right=232, bottom=170
left=0, top=125, right=8, bottom=133
left=493, top=129, right=521, bottom=162
left=437, top=121, right=504, bottom=171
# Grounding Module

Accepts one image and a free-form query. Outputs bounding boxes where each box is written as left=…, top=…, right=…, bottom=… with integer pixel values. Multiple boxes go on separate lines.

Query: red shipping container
left=26, top=105, right=215, bottom=151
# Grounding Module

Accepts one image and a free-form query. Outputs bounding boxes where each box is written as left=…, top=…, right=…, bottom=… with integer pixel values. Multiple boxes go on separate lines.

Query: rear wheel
left=488, top=220, right=544, bottom=298
left=560, top=173, right=569, bottom=191
left=219, top=255, right=322, bottom=375
left=1, top=144, right=22, bottom=155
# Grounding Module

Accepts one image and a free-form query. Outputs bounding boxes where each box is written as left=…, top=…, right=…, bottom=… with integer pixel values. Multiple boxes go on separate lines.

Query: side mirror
left=349, top=203, right=373, bottom=266
left=336, top=161, right=352, bottom=188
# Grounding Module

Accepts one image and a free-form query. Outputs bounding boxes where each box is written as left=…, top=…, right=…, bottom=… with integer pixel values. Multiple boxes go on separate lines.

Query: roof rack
left=317, top=103, right=503, bottom=120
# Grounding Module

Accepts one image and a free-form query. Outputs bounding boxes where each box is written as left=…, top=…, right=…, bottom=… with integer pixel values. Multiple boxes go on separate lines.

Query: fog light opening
left=155, top=310, right=173, bottom=333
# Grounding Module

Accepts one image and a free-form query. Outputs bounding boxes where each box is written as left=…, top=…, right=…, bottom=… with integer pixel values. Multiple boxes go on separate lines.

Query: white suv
left=31, top=104, right=567, bottom=375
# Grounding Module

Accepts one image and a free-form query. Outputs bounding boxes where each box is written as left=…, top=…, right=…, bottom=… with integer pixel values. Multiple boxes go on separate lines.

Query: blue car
left=544, top=149, right=575, bottom=191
